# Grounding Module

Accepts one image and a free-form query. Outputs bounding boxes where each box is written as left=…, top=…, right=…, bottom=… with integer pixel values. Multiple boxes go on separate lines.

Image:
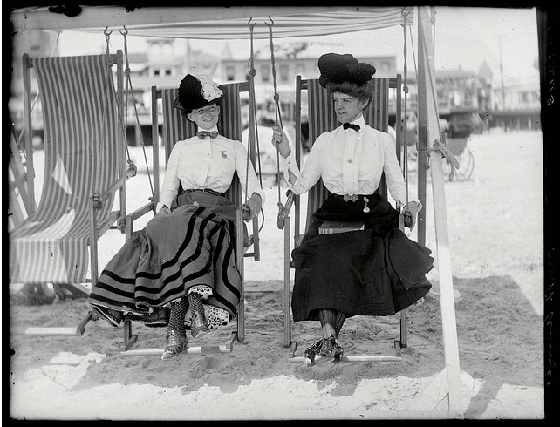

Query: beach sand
left=9, top=130, right=544, bottom=420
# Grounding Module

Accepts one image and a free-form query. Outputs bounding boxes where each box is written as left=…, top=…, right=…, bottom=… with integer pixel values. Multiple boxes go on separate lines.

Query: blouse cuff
left=280, top=151, right=299, bottom=181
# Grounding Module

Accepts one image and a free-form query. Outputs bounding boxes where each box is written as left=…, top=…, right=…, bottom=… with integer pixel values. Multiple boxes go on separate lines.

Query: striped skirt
left=89, top=192, right=242, bottom=324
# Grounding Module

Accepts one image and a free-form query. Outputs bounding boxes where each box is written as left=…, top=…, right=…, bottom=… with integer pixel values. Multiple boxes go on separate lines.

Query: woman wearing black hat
left=271, top=53, right=433, bottom=366
left=89, top=74, right=264, bottom=360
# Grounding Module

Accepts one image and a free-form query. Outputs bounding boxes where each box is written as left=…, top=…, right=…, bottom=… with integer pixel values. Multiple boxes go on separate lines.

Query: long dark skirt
left=291, top=193, right=433, bottom=322
left=88, top=192, right=243, bottom=322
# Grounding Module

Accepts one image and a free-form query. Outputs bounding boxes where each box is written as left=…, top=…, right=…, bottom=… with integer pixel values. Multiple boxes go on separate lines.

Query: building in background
left=10, top=31, right=541, bottom=149
left=490, top=75, right=541, bottom=131
left=220, top=41, right=398, bottom=124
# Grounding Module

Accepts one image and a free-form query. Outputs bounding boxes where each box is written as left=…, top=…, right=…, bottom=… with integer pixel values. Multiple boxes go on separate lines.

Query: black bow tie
left=197, top=131, right=218, bottom=139
left=343, top=123, right=360, bottom=132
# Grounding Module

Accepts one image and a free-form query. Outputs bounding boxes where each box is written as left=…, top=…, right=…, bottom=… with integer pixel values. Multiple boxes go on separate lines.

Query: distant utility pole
left=499, top=36, right=505, bottom=110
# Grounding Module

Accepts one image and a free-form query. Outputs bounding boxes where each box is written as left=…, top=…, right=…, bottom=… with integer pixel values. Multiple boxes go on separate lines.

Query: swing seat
left=117, top=81, right=261, bottom=355
left=280, top=75, right=411, bottom=363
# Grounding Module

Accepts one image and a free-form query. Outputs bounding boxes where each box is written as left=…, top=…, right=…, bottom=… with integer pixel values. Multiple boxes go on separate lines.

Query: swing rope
left=119, top=26, right=154, bottom=195
left=104, top=27, right=156, bottom=196
left=265, top=18, right=286, bottom=217
left=401, top=8, right=410, bottom=204
left=246, top=19, right=261, bottom=206
left=245, top=19, right=265, bottom=229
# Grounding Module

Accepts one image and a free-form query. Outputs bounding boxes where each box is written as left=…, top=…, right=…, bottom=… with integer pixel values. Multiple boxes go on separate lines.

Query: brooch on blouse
left=221, top=151, right=227, bottom=159
left=363, top=196, right=370, bottom=213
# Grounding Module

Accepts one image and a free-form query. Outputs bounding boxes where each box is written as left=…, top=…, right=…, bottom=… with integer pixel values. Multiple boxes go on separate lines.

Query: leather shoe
left=190, top=310, right=209, bottom=338
left=161, top=330, right=188, bottom=360
left=303, top=338, right=324, bottom=366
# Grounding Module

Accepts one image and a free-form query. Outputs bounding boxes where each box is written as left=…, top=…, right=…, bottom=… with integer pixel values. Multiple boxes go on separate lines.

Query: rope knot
left=247, top=69, right=256, bottom=78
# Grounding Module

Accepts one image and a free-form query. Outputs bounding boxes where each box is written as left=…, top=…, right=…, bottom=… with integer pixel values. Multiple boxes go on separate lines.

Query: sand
left=9, top=129, right=544, bottom=420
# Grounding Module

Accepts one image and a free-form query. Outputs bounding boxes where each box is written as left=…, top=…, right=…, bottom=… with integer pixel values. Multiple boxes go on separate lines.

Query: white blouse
left=281, top=115, right=408, bottom=205
left=157, top=127, right=264, bottom=210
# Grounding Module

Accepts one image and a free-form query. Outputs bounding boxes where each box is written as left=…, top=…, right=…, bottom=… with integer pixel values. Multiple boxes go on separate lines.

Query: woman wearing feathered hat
left=271, top=53, right=433, bottom=366
left=89, top=74, right=264, bottom=360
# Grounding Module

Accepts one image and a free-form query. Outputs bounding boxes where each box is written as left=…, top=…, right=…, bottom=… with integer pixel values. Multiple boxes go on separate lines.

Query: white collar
left=341, top=115, right=366, bottom=129
left=197, top=126, right=219, bottom=133
left=351, top=115, right=366, bottom=128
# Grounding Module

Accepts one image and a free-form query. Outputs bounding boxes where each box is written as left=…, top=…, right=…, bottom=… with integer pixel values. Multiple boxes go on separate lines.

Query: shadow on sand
left=10, top=275, right=542, bottom=418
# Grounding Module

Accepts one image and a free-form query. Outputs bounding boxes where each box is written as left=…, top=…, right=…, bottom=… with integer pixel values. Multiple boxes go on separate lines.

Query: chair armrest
left=92, top=165, right=137, bottom=206
left=119, top=200, right=156, bottom=236
left=125, top=200, right=156, bottom=222
left=96, top=210, right=121, bottom=236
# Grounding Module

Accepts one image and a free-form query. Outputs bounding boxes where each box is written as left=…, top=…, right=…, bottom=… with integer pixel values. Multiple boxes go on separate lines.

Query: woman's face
left=188, top=104, right=220, bottom=130
left=332, top=92, right=368, bottom=124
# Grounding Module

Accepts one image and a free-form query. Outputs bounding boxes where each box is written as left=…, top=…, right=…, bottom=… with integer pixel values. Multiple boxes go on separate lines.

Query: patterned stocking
left=188, top=291, right=209, bottom=337
left=161, top=296, right=188, bottom=360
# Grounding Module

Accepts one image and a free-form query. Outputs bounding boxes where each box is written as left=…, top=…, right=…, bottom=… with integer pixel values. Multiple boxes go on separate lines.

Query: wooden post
left=22, top=54, right=36, bottom=215
left=416, top=27, right=428, bottom=247
left=151, top=86, right=160, bottom=207
left=116, top=50, right=126, bottom=219
left=89, top=194, right=100, bottom=287
left=294, top=76, right=302, bottom=240
left=417, top=6, right=463, bottom=414
left=283, top=216, right=291, bottom=348
left=236, top=208, right=245, bottom=343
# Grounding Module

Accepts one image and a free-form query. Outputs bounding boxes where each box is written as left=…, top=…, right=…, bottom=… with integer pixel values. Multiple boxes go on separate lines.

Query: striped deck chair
left=281, top=76, right=409, bottom=362
left=9, top=52, right=135, bottom=301
left=119, top=81, right=261, bottom=355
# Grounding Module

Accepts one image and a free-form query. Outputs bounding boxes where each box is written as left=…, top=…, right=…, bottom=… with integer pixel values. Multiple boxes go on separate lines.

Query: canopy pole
left=417, top=6, right=462, bottom=415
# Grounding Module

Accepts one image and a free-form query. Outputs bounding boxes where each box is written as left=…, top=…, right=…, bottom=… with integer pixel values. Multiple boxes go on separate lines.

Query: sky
left=53, top=7, right=539, bottom=84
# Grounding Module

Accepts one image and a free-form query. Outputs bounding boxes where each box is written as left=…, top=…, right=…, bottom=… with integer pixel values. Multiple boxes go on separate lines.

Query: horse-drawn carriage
left=442, top=112, right=482, bottom=180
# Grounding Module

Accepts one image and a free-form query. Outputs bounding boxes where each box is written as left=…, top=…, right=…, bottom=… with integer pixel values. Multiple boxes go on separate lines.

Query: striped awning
left=11, top=6, right=413, bottom=39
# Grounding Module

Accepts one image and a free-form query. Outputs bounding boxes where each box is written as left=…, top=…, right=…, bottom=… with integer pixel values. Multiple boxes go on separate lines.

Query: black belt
left=331, top=193, right=372, bottom=202
left=185, top=188, right=224, bottom=197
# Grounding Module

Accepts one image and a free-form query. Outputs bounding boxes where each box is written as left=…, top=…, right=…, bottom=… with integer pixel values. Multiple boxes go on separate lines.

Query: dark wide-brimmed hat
left=174, top=74, right=224, bottom=113
left=318, top=53, right=376, bottom=89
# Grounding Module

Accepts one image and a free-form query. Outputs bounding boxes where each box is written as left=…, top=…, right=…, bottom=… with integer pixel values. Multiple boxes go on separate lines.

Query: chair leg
left=398, top=309, right=408, bottom=348
left=51, top=283, right=68, bottom=301
left=56, top=283, right=90, bottom=300
left=123, top=319, right=138, bottom=350
left=76, top=310, right=93, bottom=335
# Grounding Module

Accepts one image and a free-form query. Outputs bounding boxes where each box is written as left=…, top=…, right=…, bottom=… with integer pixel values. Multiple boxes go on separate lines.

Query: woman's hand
left=270, top=125, right=291, bottom=158
left=156, top=205, right=171, bottom=217
left=242, top=193, right=262, bottom=221
left=402, top=201, right=422, bottom=228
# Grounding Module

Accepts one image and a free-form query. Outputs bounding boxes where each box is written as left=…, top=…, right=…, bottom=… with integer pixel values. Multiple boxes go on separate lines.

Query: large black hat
left=318, top=53, right=376, bottom=88
left=174, top=74, right=223, bottom=113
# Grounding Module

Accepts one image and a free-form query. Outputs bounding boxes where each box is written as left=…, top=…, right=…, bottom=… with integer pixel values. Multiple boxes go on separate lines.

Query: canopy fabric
left=11, top=6, right=413, bottom=39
